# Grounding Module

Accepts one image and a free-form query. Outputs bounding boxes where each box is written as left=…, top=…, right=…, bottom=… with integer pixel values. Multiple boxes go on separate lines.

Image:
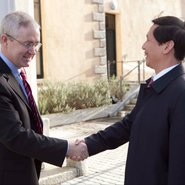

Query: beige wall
left=41, top=0, right=185, bottom=83
left=41, top=0, right=100, bottom=83
left=119, top=0, right=183, bottom=60
left=103, top=0, right=184, bottom=81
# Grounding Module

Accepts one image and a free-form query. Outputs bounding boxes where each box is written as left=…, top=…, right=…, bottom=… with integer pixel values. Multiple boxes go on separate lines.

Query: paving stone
left=45, top=117, right=128, bottom=185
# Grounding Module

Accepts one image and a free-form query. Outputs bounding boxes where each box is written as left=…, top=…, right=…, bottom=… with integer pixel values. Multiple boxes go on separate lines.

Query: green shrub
left=38, top=78, right=112, bottom=115
left=66, top=78, right=112, bottom=109
left=109, top=75, right=130, bottom=100
left=38, top=77, right=130, bottom=115
left=38, top=80, right=75, bottom=115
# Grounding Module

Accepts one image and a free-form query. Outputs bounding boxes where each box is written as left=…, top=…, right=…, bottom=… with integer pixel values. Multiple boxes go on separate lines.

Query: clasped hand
left=67, top=139, right=89, bottom=161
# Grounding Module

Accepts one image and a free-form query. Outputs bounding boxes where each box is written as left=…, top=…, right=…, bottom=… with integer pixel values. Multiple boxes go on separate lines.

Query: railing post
left=120, top=76, right=123, bottom=102
left=107, top=60, right=110, bottom=79
left=113, top=60, right=115, bottom=75
left=138, top=61, right=141, bottom=84
left=122, top=60, right=124, bottom=77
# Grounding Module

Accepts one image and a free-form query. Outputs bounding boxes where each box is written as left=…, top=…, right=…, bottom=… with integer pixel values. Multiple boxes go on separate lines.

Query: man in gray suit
left=0, top=11, right=88, bottom=185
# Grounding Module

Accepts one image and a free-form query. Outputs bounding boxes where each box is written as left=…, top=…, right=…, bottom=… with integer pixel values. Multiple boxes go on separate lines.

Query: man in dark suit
left=0, top=11, right=88, bottom=185
left=74, top=16, right=185, bottom=184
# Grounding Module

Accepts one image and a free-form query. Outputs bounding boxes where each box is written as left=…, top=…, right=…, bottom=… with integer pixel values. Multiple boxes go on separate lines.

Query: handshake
left=67, top=139, right=89, bottom=161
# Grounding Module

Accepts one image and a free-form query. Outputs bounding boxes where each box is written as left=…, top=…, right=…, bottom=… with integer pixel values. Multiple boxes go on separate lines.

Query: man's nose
left=142, top=42, right=146, bottom=50
left=28, top=46, right=37, bottom=55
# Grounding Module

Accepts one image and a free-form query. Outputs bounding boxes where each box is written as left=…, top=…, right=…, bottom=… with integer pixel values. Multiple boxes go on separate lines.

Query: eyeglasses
left=6, top=34, right=42, bottom=51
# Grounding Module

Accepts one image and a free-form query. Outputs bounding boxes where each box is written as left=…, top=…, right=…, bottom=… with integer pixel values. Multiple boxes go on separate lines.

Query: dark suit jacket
left=0, top=57, right=68, bottom=185
left=85, top=63, right=185, bottom=185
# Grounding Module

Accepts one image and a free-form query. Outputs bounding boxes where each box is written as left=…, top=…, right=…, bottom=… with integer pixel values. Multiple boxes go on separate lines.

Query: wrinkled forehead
left=16, top=26, right=40, bottom=42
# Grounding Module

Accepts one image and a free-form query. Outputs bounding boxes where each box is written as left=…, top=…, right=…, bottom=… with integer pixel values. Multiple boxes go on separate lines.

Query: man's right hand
left=67, top=139, right=89, bottom=161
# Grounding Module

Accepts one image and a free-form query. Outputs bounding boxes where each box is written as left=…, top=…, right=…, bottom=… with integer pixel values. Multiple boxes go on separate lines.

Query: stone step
left=130, top=98, right=137, bottom=104
left=124, top=104, right=135, bottom=111
left=117, top=92, right=138, bottom=116
left=39, top=165, right=78, bottom=185
left=128, top=82, right=138, bottom=88
left=117, top=110, right=130, bottom=117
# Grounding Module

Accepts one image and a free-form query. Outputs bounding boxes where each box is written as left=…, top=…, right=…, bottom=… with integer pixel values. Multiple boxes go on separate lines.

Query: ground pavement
left=41, top=116, right=129, bottom=185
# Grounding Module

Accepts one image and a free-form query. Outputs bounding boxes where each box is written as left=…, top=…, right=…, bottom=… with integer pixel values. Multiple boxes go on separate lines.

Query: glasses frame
left=6, top=34, right=42, bottom=51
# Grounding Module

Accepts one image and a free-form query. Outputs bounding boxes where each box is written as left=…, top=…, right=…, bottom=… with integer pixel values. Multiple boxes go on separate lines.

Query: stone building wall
left=41, top=0, right=185, bottom=83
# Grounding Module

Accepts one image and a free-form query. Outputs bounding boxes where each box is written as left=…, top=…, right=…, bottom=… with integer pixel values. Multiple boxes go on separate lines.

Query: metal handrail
left=107, top=59, right=145, bottom=102
left=109, top=84, right=140, bottom=117
left=117, top=59, right=145, bottom=84
left=117, top=59, right=145, bottom=101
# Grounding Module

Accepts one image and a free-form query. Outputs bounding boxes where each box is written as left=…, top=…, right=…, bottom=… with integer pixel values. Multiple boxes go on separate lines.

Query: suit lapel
left=150, top=62, right=185, bottom=94
left=135, top=63, right=185, bottom=115
left=0, top=57, right=31, bottom=111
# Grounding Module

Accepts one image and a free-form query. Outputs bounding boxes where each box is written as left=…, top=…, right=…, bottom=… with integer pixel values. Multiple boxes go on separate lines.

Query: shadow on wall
left=84, top=0, right=93, bottom=5
left=84, top=13, right=93, bottom=22
left=64, top=67, right=99, bottom=82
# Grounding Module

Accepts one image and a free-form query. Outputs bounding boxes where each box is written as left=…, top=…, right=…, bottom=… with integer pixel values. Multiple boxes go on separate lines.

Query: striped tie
left=147, top=78, right=153, bottom=88
left=20, top=70, right=43, bottom=134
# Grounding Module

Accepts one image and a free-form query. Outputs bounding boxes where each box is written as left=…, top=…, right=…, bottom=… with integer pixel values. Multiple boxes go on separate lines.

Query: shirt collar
left=153, top=64, right=179, bottom=81
left=147, top=62, right=185, bottom=94
left=0, top=51, right=21, bottom=77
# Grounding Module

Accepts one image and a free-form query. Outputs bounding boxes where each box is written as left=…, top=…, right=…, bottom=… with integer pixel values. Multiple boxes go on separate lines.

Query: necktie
left=20, top=70, right=43, bottom=134
left=147, top=78, right=153, bottom=88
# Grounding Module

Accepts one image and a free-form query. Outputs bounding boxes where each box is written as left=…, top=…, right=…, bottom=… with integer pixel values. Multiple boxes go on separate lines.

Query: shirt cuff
left=66, top=141, right=69, bottom=155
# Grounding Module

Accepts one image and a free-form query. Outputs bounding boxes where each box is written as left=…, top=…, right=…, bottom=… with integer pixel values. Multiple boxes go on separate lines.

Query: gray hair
left=0, top=11, right=40, bottom=43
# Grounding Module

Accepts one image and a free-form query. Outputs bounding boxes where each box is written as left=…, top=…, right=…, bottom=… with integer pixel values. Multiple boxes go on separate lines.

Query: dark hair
left=152, top=16, right=185, bottom=61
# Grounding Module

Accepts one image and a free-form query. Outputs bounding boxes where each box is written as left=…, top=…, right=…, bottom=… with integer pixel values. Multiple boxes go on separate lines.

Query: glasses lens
left=36, top=43, right=42, bottom=50
left=26, top=44, right=32, bottom=50
left=33, top=43, right=42, bottom=51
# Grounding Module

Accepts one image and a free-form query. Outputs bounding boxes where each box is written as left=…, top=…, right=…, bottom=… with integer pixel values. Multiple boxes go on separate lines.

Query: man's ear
left=163, top=40, right=174, bottom=54
left=1, top=35, right=9, bottom=48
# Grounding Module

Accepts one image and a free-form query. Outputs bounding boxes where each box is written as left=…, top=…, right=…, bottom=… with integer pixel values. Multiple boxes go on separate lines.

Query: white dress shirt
left=152, top=64, right=179, bottom=82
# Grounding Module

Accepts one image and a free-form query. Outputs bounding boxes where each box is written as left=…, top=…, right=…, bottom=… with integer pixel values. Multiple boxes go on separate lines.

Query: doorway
left=34, top=0, right=43, bottom=79
left=106, top=13, right=117, bottom=78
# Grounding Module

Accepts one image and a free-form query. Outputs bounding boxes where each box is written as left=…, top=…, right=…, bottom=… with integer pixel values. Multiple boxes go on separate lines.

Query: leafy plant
left=38, top=78, right=113, bottom=115
left=38, top=80, right=75, bottom=115
left=108, top=75, right=130, bottom=100
left=38, top=77, right=130, bottom=115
